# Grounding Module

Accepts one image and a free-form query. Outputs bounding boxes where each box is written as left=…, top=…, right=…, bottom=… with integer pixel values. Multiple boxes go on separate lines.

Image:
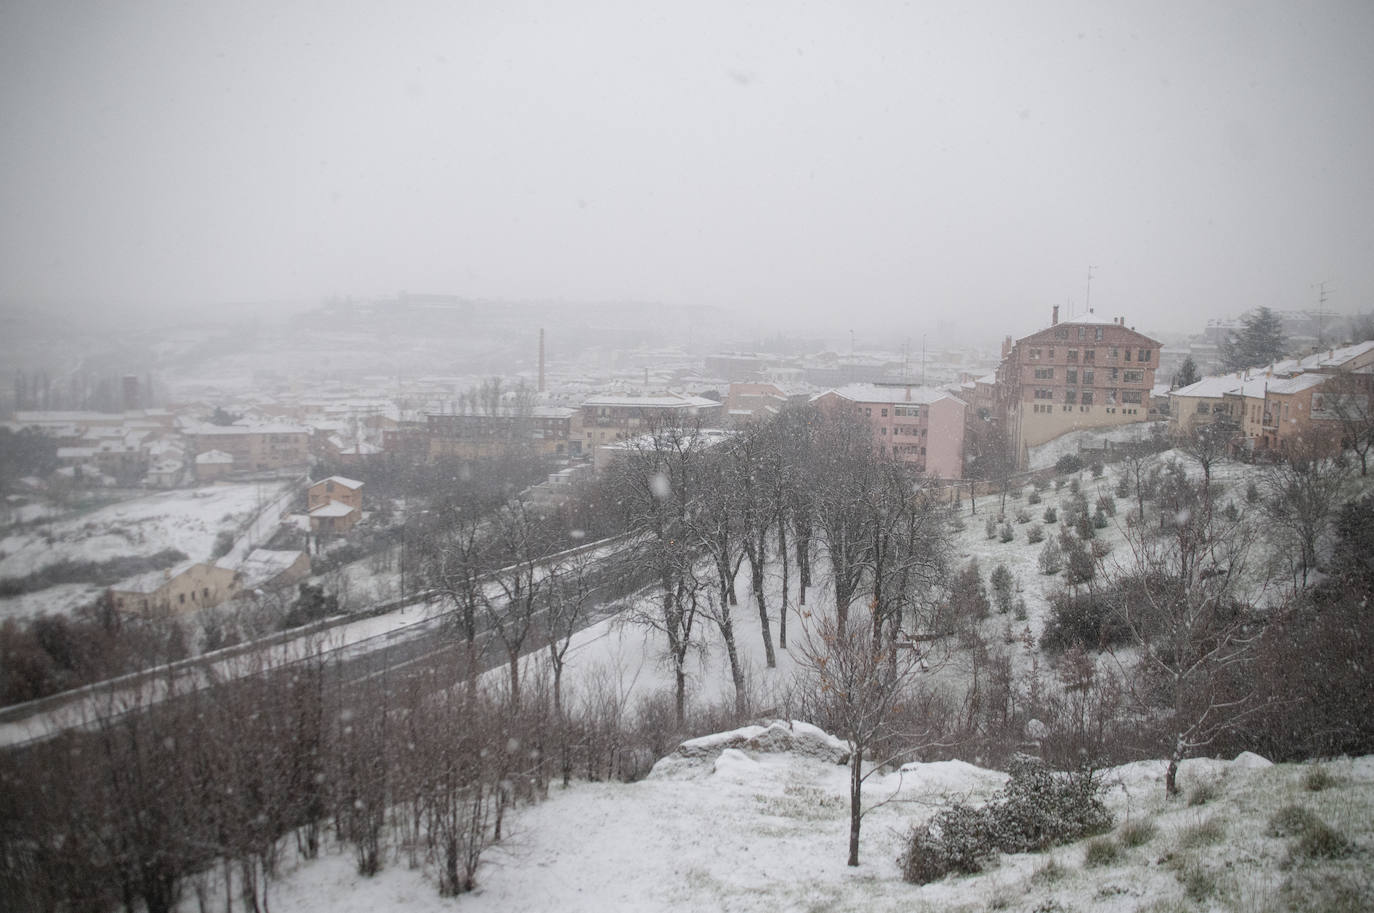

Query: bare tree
left=729, top=425, right=779, bottom=667
left=1317, top=370, right=1374, bottom=476
left=542, top=545, right=603, bottom=784
left=1258, top=441, right=1348, bottom=588
left=1177, top=415, right=1239, bottom=491
left=798, top=604, right=946, bottom=867
left=811, top=407, right=880, bottom=630
left=1108, top=479, right=1266, bottom=796
left=485, top=496, right=554, bottom=711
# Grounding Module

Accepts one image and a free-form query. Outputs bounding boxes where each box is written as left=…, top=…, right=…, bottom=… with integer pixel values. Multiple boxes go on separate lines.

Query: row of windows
left=1033, top=388, right=1144, bottom=404
left=1027, top=346, right=1153, bottom=363
left=865, top=405, right=923, bottom=418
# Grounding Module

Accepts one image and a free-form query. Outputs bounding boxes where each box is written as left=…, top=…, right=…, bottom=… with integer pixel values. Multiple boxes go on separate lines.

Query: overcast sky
left=2, top=0, right=1371, bottom=337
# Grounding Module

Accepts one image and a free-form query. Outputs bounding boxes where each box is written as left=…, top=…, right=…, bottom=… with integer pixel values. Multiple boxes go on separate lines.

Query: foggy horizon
left=3, top=1, right=1373, bottom=337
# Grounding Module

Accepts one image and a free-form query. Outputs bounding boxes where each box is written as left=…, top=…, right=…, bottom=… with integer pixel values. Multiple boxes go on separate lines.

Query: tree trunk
left=717, top=611, right=748, bottom=718
left=778, top=520, right=789, bottom=650
left=847, top=747, right=863, bottom=867
left=748, top=545, right=776, bottom=668
left=674, top=664, right=686, bottom=727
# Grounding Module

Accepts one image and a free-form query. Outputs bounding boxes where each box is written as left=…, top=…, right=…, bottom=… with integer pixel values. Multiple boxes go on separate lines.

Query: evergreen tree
left=1173, top=355, right=1199, bottom=388
left=1220, top=307, right=1287, bottom=372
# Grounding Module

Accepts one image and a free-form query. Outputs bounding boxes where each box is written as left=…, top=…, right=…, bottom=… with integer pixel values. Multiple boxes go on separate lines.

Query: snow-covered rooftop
left=313, top=475, right=364, bottom=490
left=195, top=450, right=234, bottom=464
left=236, top=548, right=307, bottom=589
left=1170, top=373, right=1270, bottom=399
left=1267, top=340, right=1374, bottom=376
left=581, top=393, right=721, bottom=409
left=309, top=500, right=358, bottom=518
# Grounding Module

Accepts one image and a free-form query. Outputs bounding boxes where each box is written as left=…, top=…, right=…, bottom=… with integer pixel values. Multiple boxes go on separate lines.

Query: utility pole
left=1315, top=280, right=1333, bottom=346
left=1085, top=265, right=1098, bottom=314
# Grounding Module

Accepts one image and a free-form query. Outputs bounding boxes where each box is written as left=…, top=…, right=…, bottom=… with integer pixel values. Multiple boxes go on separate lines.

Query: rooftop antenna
left=1085, top=265, right=1098, bottom=314
left=921, top=334, right=927, bottom=386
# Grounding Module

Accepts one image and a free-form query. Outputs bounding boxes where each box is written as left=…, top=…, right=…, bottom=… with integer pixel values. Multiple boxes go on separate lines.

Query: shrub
left=1069, top=478, right=1081, bottom=495
left=1056, top=454, right=1084, bottom=474
left=1178, top=817, right=1224, bottom=848
left=1114, top=477, right=1130, bottom=499
left=1292, top=821, right=1353, bottom=860
left=211, top=529, right=236, bottom=559
left=1053, top=478, right=1064, bottom=491
left=1027, top=524, right=1045, bottom=544
left=990, top=564, right=1015, bottom=614
left=1246, top=480, right=1260, bottom=503
left=1187, top=781, right=1218, bottom=807
left=1030, top=856, right=1065, bottom=885
left=899, top=756, right=1112, bottom=884
left=1096, top=494, right=1116, bottom=517
left=1092, top=509, right=1108, bottom=529
left=1028, top=489, right=1042, bottom=505
left=1038, top=537, right=1063, bottom=575
left=951, top=559, right=991, bottom=620
left=1015, top=508, right=1031, bottom=524
left=1063, top=534, right=1095, bottom=586
left=1267, top=804, right=1322, bottom=839
left=1014, top=598, right=1028, bottom=621
left=1303, top=766, right=1338, bottom=792
left=1090, top=461, right=1104, bottom=479
left=1119, top=818, right=1157, bottom=847
left=1180, top=862, right=1216, bottom=902
left=1040, top=589, right=1130, bottom=652
left=985, top=516, right=998, bottom=540
left=999, top=522, right=1015, bottom=543
left=1084, top=836, right=1120, bottom=867
left=1043, top=506, right=1058, bottom=524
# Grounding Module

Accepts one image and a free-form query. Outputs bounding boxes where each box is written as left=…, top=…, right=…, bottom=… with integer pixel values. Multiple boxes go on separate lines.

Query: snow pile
left=650, top=719, right=851, bottom=778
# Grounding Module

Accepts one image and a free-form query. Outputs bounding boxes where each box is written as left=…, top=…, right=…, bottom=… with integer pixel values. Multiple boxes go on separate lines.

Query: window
left=1110, top=346, right=1119, bottom=359
left=1084, top=370, right=1095, bottom=385
left=1107, top=389, right=1118, bottom=405
left=1084, top=348, right=1095, bottom=362
left=1034, top=388, right=1053, bottom=400
left=179, top=593, right=186, bottom=604
left=1124, top=349, right=1132, bottom=362
left=203, top=588, right=209, bottom=598
left=1066, top=368, right=1077, bottom=384
left=1123, top=370, right=1143, bottom=384
left=1067, top=349, right=1078, bottom=362
left=1081, top=391, right=1094, bottom=405
left=1110, top=367, right=1119, bottom=381
left=1029, top=347, right=1041, bottom=360
left=1139, top=348, right=1152, bottom=362
left=1095, top=327, right=1104, bottom=340
left=864, top=408, right=871, bottom=416
left=894, top=405, right=920, bottom=417
left=1055, top=329, right=1068, bottom=339
left=880, top=427, right=887, bottom=435
left=1048, top=347, right=1055, bottom=358
left=880, top=408, right=888, bottom=417
left=1034, top=367, right=1054, bottom=379
left=1065, top=389, right=1078, bottom=404
left=1197, top=402, right=1210, bottom=414
left=1077, top=326, right=1086, bottom=340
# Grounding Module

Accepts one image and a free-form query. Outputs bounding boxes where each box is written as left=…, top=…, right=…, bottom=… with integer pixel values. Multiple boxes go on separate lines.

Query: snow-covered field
left=0, top=482, right=291, bottom=621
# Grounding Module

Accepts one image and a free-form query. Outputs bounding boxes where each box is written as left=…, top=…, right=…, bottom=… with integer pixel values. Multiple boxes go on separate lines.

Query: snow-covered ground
left=219, top=733, right=1374, bottom=913
left=1027, top=422, right=1166, bottom=471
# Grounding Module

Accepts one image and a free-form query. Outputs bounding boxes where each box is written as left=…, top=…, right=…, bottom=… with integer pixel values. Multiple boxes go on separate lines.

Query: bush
left=1096, top=495, right=1116, bottom=517
left=1028, top=489, right=1042, bottom=505
left=1015, top=508, right=1031, bottom=524
left=1115, top=477, right=1130, bottom=499
left=1246, top=480, right=1260, bottom=503
left=1038, top=537, right=1063, bottom=575
left=990, top=564, right=1014, bottom=614
left=1118, top=818, right=1157, bottom=847
left=899, top=756, right=1111, bottom=884
left=1041, top=589, right=1130, bottom=652
left=1303, top=766, right=1338, bottom=792
left=985, top=516, right=998, bottom=540
left=1268, top=804, right=1323, bottom=839
left=1187, top=781, right=1218, bottom=806
left=1083, top=836, right=1120, bottom=867
left=1027, top=524, right=1045, bottom=544
left=999, top=522, right=1015, bottom=543
left=1090, top=461, right=1104, bottom=479
left=1092, top=509, right=1108, bottom=529
left=1056, top=454, right=1084, bottom=474
left=1178, top=817, right=1224, bottom=848
left=1069, top=478, right=1081, bottom=494
left=1292, top=821, right=1353, bottom=860
left=1043, top=506, right=1058, bottom=524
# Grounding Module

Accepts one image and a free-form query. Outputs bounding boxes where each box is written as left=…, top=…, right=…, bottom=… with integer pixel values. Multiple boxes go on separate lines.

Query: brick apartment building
left=425, top=406, right=583, bottom=460
left=811, top=384, right=967, bottom=479
left=996, top=308, right=1162, bottom=468
left=188, top=423, right=311, bottom=473
left=579, top=394, right=723, bottom=450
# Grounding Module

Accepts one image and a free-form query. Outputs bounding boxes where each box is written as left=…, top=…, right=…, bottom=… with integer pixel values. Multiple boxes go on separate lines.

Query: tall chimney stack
left=1052, top=305, right=1059, bottom=326
left=538, top=328, right=546, bottom=393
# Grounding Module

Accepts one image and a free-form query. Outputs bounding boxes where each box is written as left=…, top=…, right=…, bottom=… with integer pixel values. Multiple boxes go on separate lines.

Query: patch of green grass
left=1178, top=816, right=1225, bottom=849
left=1083, top=836, right=1121, bottom=867
left=1118, top=818, right=1158, bottom=848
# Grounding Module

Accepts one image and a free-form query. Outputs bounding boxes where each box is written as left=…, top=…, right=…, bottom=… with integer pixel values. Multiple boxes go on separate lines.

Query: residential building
left=186, top=423, right=311, bottom=472
left=425, top=406, right=583, bottom=460
left=996, top=308, right=1162, bottom=468
left=308, top=475, right=364, bottom=511
left=236, top=548, right=311, bottom=593
left=1167, top=374, right=1269, bottom=438
left=109, top=561, right=240, bottom=616
left=810, top=384, right=967, bottom=479
left=194, top=449, right=235, bottom=481
left=579, top=394, right=723, bottom=449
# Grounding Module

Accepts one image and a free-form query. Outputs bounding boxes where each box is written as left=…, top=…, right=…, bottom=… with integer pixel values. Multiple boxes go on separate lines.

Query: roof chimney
left=1052, top=305, right=1059, bottom=326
